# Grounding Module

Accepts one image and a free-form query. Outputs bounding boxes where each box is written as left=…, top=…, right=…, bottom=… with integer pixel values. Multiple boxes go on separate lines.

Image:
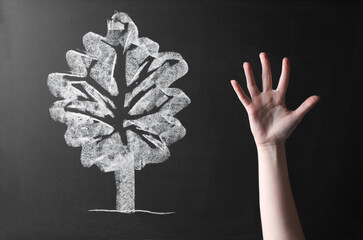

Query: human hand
left=231, top=52, right=319, bottom=146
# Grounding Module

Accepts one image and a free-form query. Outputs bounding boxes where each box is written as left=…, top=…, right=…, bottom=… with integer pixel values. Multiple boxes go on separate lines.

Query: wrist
left=256, top=140, right=285, bottom=151
left=256, top=140, right=286, bottom=162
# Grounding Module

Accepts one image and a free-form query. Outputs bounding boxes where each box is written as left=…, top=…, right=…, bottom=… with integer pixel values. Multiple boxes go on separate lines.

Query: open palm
left=231, top=53, right=319, bottom=145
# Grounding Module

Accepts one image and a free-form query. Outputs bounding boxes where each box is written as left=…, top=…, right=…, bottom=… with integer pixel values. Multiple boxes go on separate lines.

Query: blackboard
left=0, top=0, right=362, bottom=239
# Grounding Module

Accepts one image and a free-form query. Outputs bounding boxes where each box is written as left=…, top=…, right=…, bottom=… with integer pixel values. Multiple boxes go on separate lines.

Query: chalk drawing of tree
left=47, top=11, right=190, bottom=214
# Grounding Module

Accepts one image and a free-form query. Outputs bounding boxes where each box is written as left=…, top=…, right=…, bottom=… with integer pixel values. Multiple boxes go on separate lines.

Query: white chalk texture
left=48, top=11, right=190, bottom=214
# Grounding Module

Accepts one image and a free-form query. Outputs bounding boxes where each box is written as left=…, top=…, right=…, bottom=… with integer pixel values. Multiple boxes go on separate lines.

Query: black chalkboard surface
left=0, top=1, right=362, bottom=239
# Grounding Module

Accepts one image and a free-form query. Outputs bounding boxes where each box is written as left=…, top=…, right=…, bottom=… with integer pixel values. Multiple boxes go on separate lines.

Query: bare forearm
left=257, top=141, right=305, bottom=240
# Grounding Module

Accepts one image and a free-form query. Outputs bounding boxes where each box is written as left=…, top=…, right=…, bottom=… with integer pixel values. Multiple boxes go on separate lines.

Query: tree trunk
left=114, top=155, right=135, bottom=212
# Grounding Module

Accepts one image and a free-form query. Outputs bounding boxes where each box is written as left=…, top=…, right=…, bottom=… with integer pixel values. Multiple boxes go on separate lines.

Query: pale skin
left=231, top=52, right=319, bottom=240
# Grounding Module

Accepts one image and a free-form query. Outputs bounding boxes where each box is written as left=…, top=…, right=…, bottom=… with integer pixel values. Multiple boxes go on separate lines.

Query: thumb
left=293, top=95, right=320, bottom=121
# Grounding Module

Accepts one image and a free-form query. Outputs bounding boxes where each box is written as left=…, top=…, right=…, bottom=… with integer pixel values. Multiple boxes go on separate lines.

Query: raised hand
left=231, top=52, right=319, bottom=146
left=232, top=52, right=319, bottom=240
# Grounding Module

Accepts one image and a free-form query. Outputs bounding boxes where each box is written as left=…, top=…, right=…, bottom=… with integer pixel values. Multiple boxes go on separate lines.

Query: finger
left=293, top=95, right=320, bottom=121
left=243, top=62, right=260, bottom=98
left=259, top=52, right=272, bottom=91
left=277, top=57, right=290, bottom=95
left=231, top=80, right=252, bottom=107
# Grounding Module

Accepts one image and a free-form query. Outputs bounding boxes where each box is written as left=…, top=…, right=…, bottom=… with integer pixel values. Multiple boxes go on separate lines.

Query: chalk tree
left=48, top=11, right=190, bottom=213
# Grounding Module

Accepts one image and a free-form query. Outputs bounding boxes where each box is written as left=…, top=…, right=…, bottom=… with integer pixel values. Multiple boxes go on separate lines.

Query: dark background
left=0, top=0, right=362, bottom=239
